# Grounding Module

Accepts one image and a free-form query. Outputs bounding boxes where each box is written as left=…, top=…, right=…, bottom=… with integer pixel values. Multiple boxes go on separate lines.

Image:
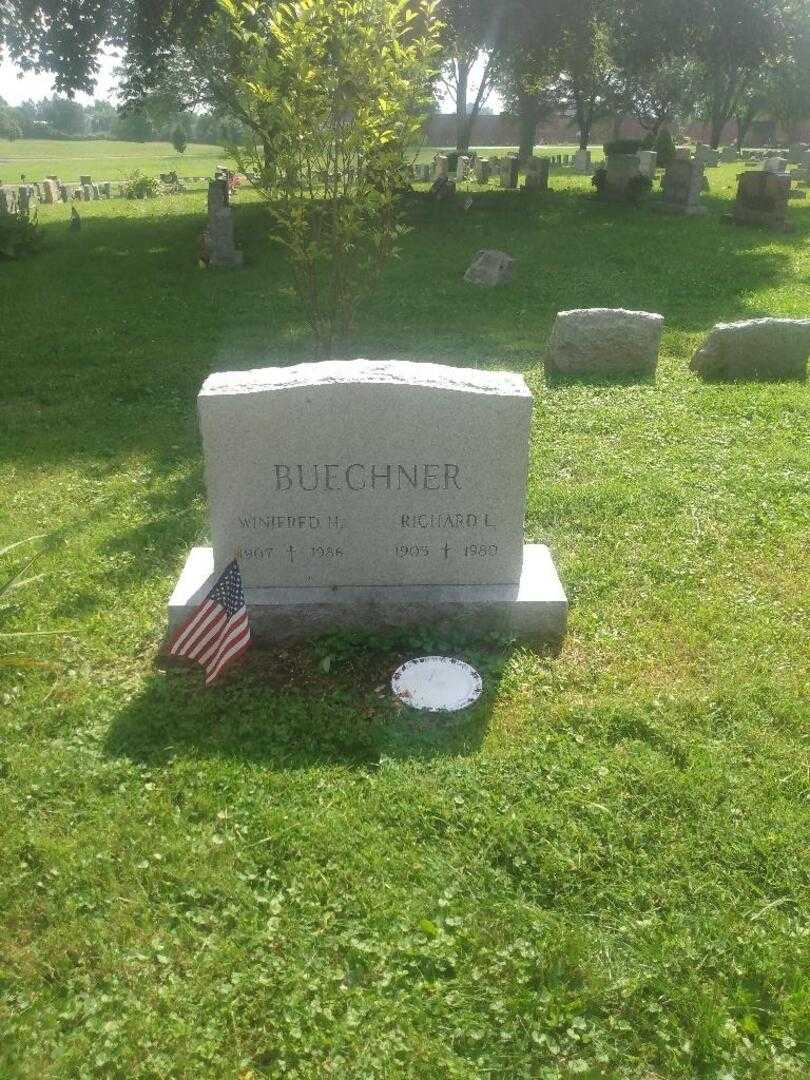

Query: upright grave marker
left=203, top=178, right=244, bottom=267
left=733, top=171, right=790, bottom=230
left=658, top=158, right=707, bottom=215
left=169, top=360, right=567, bottom=642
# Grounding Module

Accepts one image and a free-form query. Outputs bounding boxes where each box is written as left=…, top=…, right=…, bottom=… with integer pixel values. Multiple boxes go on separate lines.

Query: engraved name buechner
left=273, top=463, right=462, bottom=492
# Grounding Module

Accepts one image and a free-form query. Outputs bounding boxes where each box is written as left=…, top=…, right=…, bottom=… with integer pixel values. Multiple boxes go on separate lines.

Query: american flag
left=169, top=559, right=252, bottom=685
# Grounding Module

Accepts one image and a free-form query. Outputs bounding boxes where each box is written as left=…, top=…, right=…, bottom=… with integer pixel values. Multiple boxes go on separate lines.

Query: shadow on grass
left=542, top=365, right=658, bottom=390
left=104, top=624, right=545, bottom=769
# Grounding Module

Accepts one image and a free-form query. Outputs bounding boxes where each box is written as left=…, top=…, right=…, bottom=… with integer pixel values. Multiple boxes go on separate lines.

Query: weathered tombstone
left=762, top=156, right=788, bottom=174
left=719, top=146, right=739, bottom=164
left=456, top=155, right=470, bottom=181
left=0, top=187, right=19, bottom=215
left=202, top=178, right=244, bottom=268
left=41, top=179, right=58, bottom=204
left=546, top=308, right=664, bottom=378
left=601, top=151, right=644, bottom=199
left=18, top=186, right=33, bottom=214
left=675, top=146, right=692, bottom=161
left=499, top=156, right=519, bottom=189
left=690, top=318, right=810, bottom=380
left=474, top=158, right=492, bottom=183
left=657, top=158, right=707, bottom=215
left=413, top=163, right=432, bottom=182
left=787, top=143, right=808, bottom=164
left=733, top=170, right=790, bottom=230
left=79, top=174, right=92, bottom=187
left=572, top=149, right=592, bottom=174
left=168, top=360, right=568, bottom=643
left=433, top=154, right=449, bottom=180
left=430, top=176, right=456, bottom=201
left=637, top=150, right=657, bottom=177
left=522, top=157, right=549, bottom=192
left=695, top=144, right=719, bottom=167
left=463, top=249, right=515, bottom=286
left=82, top=184, right=94, bottom=201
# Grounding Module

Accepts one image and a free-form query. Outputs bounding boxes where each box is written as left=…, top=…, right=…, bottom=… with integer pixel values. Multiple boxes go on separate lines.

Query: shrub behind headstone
left=655, top=128, right=677, bottom=168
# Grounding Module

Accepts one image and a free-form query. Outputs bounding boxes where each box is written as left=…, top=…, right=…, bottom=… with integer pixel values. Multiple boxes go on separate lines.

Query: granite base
left=167, top=544, right=568, bottom=645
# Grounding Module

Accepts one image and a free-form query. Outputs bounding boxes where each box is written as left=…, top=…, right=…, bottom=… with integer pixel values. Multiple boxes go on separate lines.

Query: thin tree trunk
left=456, top=58, right=470, bottom=152
left=516, top=91, right=538, bottom=164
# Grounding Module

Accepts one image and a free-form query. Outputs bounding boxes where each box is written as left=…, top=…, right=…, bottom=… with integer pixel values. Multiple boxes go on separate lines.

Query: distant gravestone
left=79, top=175, right=92, bottom=187
left=18, top=186, right=34, bottom=214
left=690, top=318, right=810, bottom=380
left=719, top=147, right=739, bottom=164
left=602, top=152, right=643, bottom=198
left=0, top=187, right=18, bottom=215
left=658, top=158, right=707, bottom=215
left=41, top=179, right=59, bottom=204
left=546, top=308, right=664, bottom=377
left=733, top=170, right=790, bottom=230
left=474, top=158, right=491, bottom=183
left=573, top=149, right=592, bottom=174
left=675, top=146, right=692, bottom=161
left=433, top=154, right=449, bottom=180
left=499, top=157, right=519, bottom=189
left=695, top=144, right=719, bottom=167
left=637, top=150, right=657, bottom=177
left=456, top=155, right=470, bottom=181
left=522, top=158, right=549, bottom=192
left=463, top=249, right=515, bottom=286
left=762, top=156, right=788, bottom=174
left=413, top=163, right=431, bottom=182
left=203, top=178, right=244, bottom=268
left=168, top=360, right=568, bottom=643
left=430, top=176, right=456, bottom=201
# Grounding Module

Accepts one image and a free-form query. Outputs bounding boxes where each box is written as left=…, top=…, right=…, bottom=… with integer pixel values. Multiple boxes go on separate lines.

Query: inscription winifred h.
left=198, top=360, right=532, bottom=588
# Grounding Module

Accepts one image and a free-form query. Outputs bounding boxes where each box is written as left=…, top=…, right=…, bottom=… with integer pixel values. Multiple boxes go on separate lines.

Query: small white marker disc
left=390, top=656, right=482, bottom=712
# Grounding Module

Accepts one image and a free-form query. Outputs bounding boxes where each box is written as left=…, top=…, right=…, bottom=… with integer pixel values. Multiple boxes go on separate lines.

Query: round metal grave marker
left=390, top=656, right=482, bottom=713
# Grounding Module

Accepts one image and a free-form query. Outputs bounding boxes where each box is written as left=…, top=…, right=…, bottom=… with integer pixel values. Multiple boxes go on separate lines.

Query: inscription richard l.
left=274, top=463, right=463, bottom=492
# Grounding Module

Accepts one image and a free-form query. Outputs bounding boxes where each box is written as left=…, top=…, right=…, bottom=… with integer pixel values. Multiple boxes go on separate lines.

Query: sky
left=0, top=49, right=121, bottom=106
left=1, top=47, right=499, bottom=113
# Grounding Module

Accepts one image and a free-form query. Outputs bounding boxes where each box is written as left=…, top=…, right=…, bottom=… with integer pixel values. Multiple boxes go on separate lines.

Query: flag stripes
left=168, top=560, right=252, bottom=685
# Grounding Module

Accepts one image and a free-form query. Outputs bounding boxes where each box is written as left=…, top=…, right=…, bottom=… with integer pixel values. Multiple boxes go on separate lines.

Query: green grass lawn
left=0, top=137, right=601, bottom=185
left=1, top=163, right=808, bottom=1078
left=0, top=139, right=228, bottom=182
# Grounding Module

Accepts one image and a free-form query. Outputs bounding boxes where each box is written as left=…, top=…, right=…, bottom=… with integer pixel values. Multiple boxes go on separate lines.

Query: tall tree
left=0, top=97, right=23, bottom=140
left=687, top=0, right=786, bottom=148
left=552, top=0, right=620, bottom=150
left=495, top=0, right=561, bottom=162
left=437, top=0, right=507, bottom=151
left=761, top=2, right=810, bottom=142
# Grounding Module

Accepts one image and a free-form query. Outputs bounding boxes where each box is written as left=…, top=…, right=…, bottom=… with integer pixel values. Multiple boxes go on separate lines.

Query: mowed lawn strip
left=0, top=158, right=808, bottom=1078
